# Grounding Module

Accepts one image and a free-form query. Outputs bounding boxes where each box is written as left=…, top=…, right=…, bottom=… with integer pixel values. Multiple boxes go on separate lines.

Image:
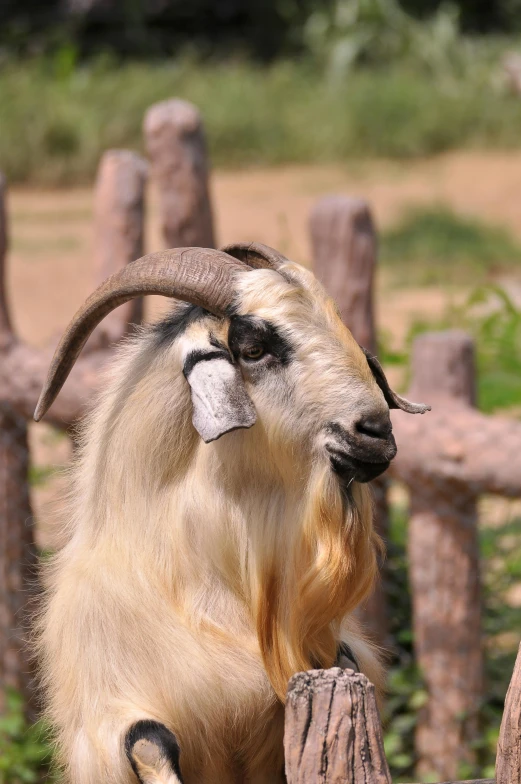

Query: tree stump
left=284, top=668, right=392, bottom=784
left=144, top=98, right=215, bottom=249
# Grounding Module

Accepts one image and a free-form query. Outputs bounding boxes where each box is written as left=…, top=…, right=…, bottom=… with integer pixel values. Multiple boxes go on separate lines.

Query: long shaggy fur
left=36, top=264, right=385, bottom=783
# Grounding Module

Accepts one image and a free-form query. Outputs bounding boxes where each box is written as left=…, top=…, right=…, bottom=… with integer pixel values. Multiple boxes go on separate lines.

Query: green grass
left=381, top=206, right=521, bottom=285
left=4, top=51, right=521, bottom=184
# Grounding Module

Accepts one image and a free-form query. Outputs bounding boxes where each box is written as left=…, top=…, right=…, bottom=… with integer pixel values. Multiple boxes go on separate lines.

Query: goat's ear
left=183, top=351, right=256, bottom=443
left=361, top=347, right=431, bottom=415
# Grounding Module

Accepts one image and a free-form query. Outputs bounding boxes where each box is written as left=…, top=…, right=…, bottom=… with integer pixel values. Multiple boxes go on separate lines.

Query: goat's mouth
left=326, top=446, right=390, bottom=484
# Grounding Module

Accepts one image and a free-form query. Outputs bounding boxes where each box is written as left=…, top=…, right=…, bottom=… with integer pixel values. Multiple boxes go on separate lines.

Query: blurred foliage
left=403, top=285, right=521, bottom=413
left=28, top=464, right=57, bottom=488
left=381, top=206, right=521, bottom=286
left=304, top=0, right=482, bottom=80
left=0, top=0, right=316, bottom=61
left=0, top=690, right=52, bottom=784
left=2, top=0, right=521, bottom=60
left=5, top=50, right=521, bottom=183
left=3, top=1, right=521, bottom=182
left=383, top=499, right=521, bottom=781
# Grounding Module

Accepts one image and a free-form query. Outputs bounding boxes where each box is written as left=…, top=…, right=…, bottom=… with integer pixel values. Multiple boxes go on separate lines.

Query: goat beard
left=254, top=463, right=380, bottom=702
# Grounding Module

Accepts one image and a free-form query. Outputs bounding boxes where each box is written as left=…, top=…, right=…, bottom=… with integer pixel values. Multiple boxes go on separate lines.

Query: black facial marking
left=125, top=720, right=183, bottom=782
left=228, top=315, right=293, bottom=366
left=183, top=349, right=231, bottom=378
left=153, top=304, right=212, bottom=348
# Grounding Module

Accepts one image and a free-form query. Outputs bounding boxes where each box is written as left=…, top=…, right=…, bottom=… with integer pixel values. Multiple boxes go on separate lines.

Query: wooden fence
left=284, top=648, right=521, bottom=783
left=1, top=98, right=521, bottom=781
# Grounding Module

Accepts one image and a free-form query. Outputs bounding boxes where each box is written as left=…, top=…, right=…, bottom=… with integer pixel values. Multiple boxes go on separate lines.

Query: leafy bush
left=381, top=206, right=521, bottom=285
left=0, top=690, right=52, bottom=784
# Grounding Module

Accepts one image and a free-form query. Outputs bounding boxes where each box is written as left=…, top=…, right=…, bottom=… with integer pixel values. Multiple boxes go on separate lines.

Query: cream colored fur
left=37, top=263, right=386, bottom=783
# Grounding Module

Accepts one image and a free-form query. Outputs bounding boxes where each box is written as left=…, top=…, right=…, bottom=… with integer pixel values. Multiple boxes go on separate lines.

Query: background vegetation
left=0, top=691, right=51, bottom=784
left=4, top=1, right=521, bottom=183
left=379, top=207, right=521, bottom=415
left=3, top=0, right=521, bottom=59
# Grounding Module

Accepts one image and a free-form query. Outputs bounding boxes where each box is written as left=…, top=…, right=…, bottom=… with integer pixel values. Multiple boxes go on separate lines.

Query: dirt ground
left=9, top=150, right=521, bottom=542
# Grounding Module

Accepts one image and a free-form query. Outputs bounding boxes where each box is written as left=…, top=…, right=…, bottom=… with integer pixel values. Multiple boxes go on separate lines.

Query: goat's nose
left=355, top=415, right=392, bottom=441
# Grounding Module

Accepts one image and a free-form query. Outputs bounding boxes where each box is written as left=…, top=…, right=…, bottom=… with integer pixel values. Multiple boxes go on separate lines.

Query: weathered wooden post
left=309, top=196, right=377, bottom=353
left=309, top=195, right=389, bottom=645
left=0, top=175, right=37, bottom=717
left=406, top=331, right=483, bottom=780
left=0, top=174, right=10, bottom=345
left=0, top=404, right=36, bottom=716
left=284, top=668, right=392, bottom=783
left=496, top=642, right=521, bottom=783
left=90, top=150, right=148, bottom=348
left=144, top=98, right=215, bottom=249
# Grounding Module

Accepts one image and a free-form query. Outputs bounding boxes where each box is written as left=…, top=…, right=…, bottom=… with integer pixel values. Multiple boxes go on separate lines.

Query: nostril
left=356, top=417, right=392, bottom=440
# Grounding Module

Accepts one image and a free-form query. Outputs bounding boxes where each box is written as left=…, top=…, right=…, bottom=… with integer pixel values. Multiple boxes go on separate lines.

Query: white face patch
left=185, top=358, right=257, bottom=443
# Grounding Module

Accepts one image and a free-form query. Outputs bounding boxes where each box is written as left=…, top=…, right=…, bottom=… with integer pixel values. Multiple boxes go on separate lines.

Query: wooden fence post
left=284, top=668, right=392, bottom=784
left=407, top=331, right=483, bottom=780
left=0, top=174, right=10, bottom=346
left=496, top=642, right=521, bottom=783
left=0, top=176, right=37, bottom=718
left=89, top=149, right=148, bottom=349
left=144, top=98, right=215, bottom=249
left=0, top=404, right=37, bottom=718
left=309, top=196, right=376, bottom=353
left=309, top=195, right=389, bottom=645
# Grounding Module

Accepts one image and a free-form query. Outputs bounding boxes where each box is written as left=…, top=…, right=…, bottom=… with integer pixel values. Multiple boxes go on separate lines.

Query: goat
left=34, top=243, right=429, bottom=784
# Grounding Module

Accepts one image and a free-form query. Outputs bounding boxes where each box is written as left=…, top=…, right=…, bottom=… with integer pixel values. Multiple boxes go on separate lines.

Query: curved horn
left=220, top=241, right=289, bottom=270
left=34, top=248, right=249, bottom=422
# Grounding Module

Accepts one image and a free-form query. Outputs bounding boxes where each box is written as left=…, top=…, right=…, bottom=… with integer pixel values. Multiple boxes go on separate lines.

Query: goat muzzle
left=326, top=419, right=397, bottom=483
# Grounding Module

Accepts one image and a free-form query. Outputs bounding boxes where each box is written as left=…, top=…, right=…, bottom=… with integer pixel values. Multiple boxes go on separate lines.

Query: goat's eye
left=242, top=345, right=265, bottom=361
